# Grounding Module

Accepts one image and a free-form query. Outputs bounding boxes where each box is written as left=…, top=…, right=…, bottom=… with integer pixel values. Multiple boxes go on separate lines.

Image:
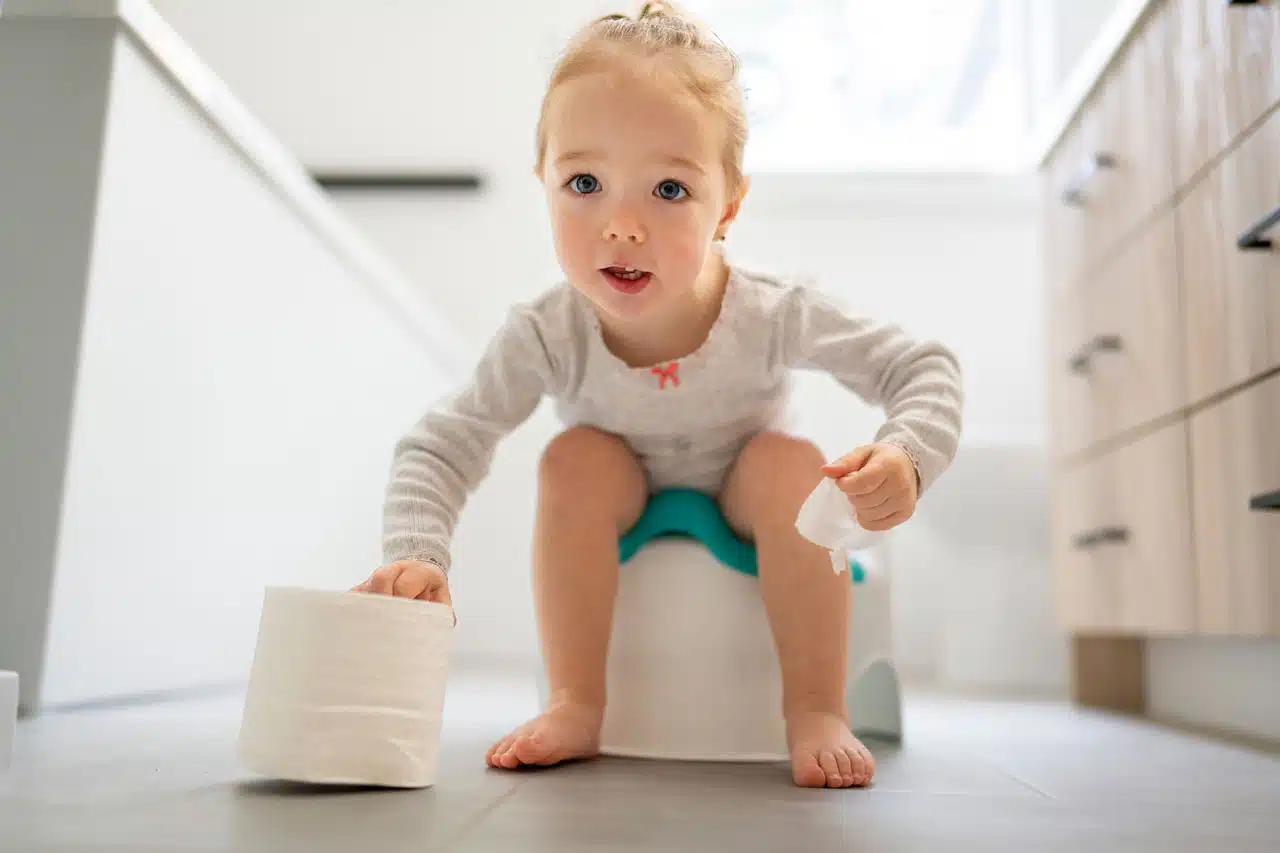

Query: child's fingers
left=851, top=487, right=894, bottom=512
left=420, top=573, right=452, bottom=606
left=861, top=509, right=912, bottom=532
left=822, top=445, right=875, bottom=478
left=367, top=564, right=402, bottom=595
left=858, top=495, right=910, bottom=523
left=392, top=568, right=430, bottom=600
left=839, top=462, right=889, bottom=497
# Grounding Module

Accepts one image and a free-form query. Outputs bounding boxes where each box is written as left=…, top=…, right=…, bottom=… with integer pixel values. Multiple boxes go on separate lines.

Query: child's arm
left=779, top=284, right=963, bottom=495
left=381, top=306, right=558, bottom=573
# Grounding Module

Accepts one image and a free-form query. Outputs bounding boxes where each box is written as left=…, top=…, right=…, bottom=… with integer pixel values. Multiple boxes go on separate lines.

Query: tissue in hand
left=795, top=477, right=883, bottom=574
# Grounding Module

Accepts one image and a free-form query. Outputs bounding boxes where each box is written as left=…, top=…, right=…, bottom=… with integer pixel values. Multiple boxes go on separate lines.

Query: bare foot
left=786, top=710, right=876, bottom=788
left=485, top=701, right=604, bottom=770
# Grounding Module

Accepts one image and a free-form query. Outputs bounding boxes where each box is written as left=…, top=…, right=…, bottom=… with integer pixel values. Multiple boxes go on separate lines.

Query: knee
left=737, top=431, right=826, bottom=477
left=732, top=432, right=826, bottom=519
left=538, top=427, right=641, bottom=505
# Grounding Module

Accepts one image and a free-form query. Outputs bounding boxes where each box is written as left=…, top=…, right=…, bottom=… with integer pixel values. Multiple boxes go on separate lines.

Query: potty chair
left=539, top=489, right=903, bottom=762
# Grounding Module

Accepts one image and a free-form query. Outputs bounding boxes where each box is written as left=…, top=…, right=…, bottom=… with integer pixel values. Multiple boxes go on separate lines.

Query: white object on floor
left=1, top=670, right=17, bottom=773
left=237, top=587, right=454, bottom=788
left=539, top=534, right=902, bottom=762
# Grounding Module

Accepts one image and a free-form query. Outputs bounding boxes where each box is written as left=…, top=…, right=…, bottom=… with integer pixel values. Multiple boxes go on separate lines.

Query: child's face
left=540, top=66, right=743, bottom=325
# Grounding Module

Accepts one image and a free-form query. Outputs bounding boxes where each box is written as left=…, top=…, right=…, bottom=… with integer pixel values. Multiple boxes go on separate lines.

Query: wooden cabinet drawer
left=1044, top=116, right=1090, bottom=295
left=1053, top=421, right=1197, bottom=634
left=1048, top=289, right=1094, bottom=457
left=1171, top=0, right=1280, bottom=188
left=1190, top=372, right=1280, bottom=636
left=1051, top=3, right=1176, bottom=281
left=1179, top=105, right=1280, bottom=403
left=1052, top=457, right=1121, bottom=632
left=1061, top=214, right=1186, bottom=445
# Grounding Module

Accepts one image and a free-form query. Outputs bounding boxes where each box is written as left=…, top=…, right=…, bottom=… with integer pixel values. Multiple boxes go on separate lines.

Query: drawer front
left=1171, top=0, right=1280, bottom=188
left=1178, top=105, right=1280, bottom=403
left=1048, top=289, right=1095, bottom=457
left=1052, top=458, right=1121, bottom=632
left=1064, top=214, right=1186, bottom=445
left=1052, top=3, right=1176, bottom=279
left=1052, top=420, right=1196, bottom=634
left=1109, top=420, right=1198, bottom=634
left=1044, top=115, right=1090, bottom=294
left=1190, top=373, right=1280, bottom=636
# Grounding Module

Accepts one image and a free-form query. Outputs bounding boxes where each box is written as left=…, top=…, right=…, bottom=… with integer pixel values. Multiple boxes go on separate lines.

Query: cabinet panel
left=1178, top=105, right=1280, bottom=402
left=1190, top=373, right=1280, bottom=636
left=1170, top=0, right=1280, bottom=187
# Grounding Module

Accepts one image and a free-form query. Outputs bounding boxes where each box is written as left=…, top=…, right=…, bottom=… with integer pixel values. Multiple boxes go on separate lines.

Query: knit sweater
left=382, top=264, right=964, bottom=571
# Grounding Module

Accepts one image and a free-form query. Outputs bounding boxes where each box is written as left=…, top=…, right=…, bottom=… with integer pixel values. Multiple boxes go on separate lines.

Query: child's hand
left=352, top=560, right=454, bottom=616
left=821, top=443, right=919, bottom=532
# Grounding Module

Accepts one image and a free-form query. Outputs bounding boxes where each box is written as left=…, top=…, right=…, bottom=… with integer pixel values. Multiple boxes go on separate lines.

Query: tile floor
left=2, top=674, right=1278, bottom=852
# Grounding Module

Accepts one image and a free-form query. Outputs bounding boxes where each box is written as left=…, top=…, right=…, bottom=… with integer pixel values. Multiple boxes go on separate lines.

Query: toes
left=843, top=746, right=867, bottom=785
left=834, top=748, right=854, bottom=787
left=513, top=732, right=554, bottom=766
left=486, top=733, right=517, bottom=768
left=792, top=752, right=827, bottom=788
left=847, top=744, right=876, bottom=786
left=818, top=751, right=844, bottom=788
left=859, top=744, right=877, bottom=784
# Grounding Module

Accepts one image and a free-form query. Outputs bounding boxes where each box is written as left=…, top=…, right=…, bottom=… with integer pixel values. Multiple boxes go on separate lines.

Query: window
left=690, top=0, right=1029, bottom=173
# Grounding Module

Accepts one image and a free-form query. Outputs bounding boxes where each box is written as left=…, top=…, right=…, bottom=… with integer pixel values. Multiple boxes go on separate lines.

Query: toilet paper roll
left=238, top=587, right=454, bottom=788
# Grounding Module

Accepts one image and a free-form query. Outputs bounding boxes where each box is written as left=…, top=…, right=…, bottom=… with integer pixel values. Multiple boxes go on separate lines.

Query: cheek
left=547, top=199, right=596, bottom=271
left=652, top=204, right=716, bottom=267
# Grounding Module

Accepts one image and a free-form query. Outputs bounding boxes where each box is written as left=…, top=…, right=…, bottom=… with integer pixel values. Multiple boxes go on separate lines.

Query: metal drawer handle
left=1073, top=527, right=1130, bottom=550
left=1062, top=152, right=1116, bottom=206
left=1227, top=1, right=1260, bottom=6
left=1248, top=490, right=1280, bottom=511
left=1068, top=334, right=1123, bottom=373
left=1238, top=204, right=1280, bottom=251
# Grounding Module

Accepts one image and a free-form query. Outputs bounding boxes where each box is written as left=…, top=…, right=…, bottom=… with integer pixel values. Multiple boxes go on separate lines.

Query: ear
left=715, top=175, right=751, bottom=241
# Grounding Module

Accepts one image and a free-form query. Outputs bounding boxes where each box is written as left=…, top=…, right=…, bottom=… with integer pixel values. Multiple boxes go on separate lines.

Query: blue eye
left=570, top=174, right=600, bottom=194
left=656, top=180, right=687, bottom=201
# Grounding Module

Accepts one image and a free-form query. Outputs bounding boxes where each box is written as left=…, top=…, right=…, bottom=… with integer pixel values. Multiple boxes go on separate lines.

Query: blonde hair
left=533, top=1, right=748, bottom=193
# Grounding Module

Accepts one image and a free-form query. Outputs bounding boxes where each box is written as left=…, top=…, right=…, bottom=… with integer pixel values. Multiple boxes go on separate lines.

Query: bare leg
left=720, top=432, right=876, bottom=788
left=486, top=427, right=647, bottom=769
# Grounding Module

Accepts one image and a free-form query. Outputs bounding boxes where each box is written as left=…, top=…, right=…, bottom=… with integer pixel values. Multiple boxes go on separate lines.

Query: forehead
left=543, top=66, right=721, bottom=164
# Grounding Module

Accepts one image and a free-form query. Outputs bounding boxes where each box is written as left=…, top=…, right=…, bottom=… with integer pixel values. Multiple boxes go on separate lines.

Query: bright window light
left=689, top=0, right=1030, bottom=173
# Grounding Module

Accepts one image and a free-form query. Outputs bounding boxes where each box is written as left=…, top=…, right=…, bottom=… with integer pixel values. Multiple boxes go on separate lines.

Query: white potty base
left=537, top=539, right=903, bottom=762
left=238, top=587, right=454, bottom=788
left=1, top=671, right=17, bottom=773
left=604, top=540, right=789, bottom=761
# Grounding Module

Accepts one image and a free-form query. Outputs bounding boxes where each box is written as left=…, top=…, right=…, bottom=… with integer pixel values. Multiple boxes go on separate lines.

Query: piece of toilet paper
left=795, top=477, right=884, bottom=574
left=238, top=587, right=454, bottom=788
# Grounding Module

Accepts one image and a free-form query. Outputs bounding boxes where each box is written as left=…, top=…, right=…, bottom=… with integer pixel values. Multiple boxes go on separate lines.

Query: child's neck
left=601, top=252, right=729, bottom=368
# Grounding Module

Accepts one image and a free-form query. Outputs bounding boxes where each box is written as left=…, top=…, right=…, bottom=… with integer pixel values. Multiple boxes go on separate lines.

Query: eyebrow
left=554, top=150, right=707, bottom=176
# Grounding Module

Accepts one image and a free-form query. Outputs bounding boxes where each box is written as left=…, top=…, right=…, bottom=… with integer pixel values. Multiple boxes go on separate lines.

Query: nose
left=603, top=201, right=647, bottom=244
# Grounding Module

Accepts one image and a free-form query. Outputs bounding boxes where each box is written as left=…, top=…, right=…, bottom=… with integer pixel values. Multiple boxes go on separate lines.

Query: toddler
left=354, top=2, right=963, bottom=789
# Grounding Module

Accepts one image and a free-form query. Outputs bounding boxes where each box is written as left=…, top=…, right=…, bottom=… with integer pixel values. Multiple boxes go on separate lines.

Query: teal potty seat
left=619, top=489, right=866, bottom=583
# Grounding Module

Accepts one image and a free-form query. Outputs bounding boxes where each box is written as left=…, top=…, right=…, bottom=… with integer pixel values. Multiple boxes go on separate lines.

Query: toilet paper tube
left=238, top=586, right=454, bottom=788
left=795, top=477, right=884, bottom=574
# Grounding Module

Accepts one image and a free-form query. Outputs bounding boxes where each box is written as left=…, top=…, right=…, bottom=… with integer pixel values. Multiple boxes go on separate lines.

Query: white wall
left=147, top=0, right=1066, bottom=690
left=0, top=11, right=462, bottom=708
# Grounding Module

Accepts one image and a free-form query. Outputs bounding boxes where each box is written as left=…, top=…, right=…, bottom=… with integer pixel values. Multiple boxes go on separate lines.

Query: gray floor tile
left=1, top=675, right=1278, bottom=853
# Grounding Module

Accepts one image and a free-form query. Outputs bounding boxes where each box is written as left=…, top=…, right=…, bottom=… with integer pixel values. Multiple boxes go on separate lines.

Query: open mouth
left=602, top=266, right=652, bottom=293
